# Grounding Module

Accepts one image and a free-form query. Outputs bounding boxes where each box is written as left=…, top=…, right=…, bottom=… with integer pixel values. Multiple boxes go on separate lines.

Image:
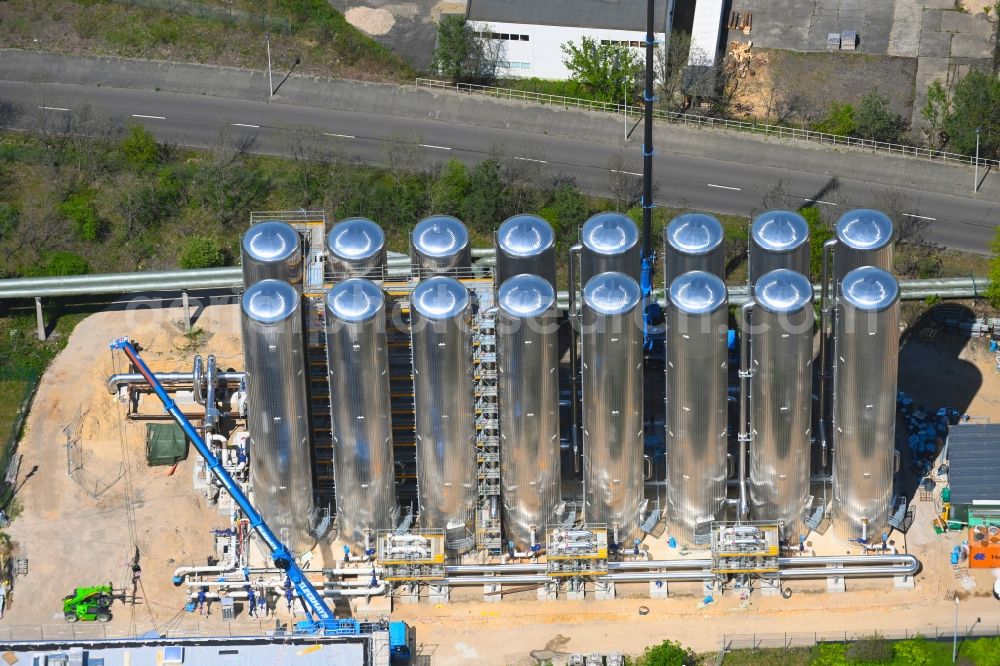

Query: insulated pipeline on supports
left=106, top=371, right=245, bottom=394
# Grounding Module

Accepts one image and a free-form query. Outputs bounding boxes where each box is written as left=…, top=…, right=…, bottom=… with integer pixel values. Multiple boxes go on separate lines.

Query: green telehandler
left=62, top=583, right=114, bottom=623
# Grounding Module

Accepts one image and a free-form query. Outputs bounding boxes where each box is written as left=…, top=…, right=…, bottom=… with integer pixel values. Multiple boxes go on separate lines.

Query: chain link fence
left=111, top=0, right=291, bottom=34
left=63, top=407, right=124, bottom=499
left=720, top=623, right=1000, bottom=651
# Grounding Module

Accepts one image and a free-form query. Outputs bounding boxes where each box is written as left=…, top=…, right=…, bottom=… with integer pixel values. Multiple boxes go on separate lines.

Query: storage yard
left=1, top=207, right=999, bottom=664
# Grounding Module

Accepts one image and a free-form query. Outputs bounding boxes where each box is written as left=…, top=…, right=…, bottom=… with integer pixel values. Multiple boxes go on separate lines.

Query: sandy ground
left=0, top=299, right=244, bottom=634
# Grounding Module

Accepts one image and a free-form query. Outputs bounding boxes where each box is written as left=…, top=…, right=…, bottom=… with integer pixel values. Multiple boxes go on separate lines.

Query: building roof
left=947, top=424, right=1000, bottom=505
left=467, top=0, right=668, bottom=32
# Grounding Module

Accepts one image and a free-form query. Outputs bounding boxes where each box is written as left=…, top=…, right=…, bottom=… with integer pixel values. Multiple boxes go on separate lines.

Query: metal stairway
left=472, top=283, right=502, bottom=554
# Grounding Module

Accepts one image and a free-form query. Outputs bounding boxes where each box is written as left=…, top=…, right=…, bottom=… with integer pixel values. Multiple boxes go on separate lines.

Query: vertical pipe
left=817, top=239, right=837, bottom=470
left=568, top=244, right=583, bottom=475
left=737, top=302, right=753, bottom=522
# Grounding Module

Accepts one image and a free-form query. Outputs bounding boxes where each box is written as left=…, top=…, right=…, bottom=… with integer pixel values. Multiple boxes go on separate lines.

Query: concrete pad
left=894, top=574, right=916, bottom=589
left=537, top=583, right=558, bottom=601
left=594, top=581, right=616, bottom=601
left=483, top=583, right=501, bottom=603
left=888, top=20, right=920, bottom=56
left=918, top=29, right=953, bottom=57
left=428, top=584, right=450, bottom=604
left=808, top=16, right=842, bottom=48
left=827, top=568, right=846, bottom=593
left=815, top=0, right=840, bottom=16
left=922, top=0, right=956, bottom=8
left=892, top=0, right=922, bottom=23
left=759, top=579, right=783, bottom=597
left=863, top=19, right=894, bottom=52
left=951, top=33, right=994, bottom=58
left=840, top=0, right=868, bottom=15
left=941, top=9, right=994, bottom=34
left=649, top=580, right=669, bottom=599
left=399, top=584, right=420, bottom=604
left=566, top=587, right=585, bottom=601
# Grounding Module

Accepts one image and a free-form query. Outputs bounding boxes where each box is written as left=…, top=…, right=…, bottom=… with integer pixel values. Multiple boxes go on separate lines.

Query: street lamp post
left=266, top=32, right=274, bottom=98
left=952, top=594, right=959, bottom=663
left=974, top=127, right=981, bottom=193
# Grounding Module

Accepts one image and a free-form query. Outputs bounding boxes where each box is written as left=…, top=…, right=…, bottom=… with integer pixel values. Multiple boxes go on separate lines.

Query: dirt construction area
left=0, top=300, right=998, bottom=661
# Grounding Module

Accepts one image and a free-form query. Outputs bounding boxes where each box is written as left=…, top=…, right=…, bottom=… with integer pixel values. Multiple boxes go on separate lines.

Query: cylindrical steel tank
left=241, top=279, right=315, bottom=554
left=241, top=220, right=303, bottom=288
left=833, top=209, right=895, bottom=284
left=326, top=217, right=386, bottom=279
left=580, top=212, right=641, bottom=283
left=411, top=215, right=472, bottom=277
left=497, top=274, right=561, bottom=550
left=748, top=269, right=814, bottom=540
left=495, top=215, right=557, bottom=289
left=749, top=210, right=810, bottom=284
left=325, top=278, right=396, bottom=550
left=665, top=270, right=729, bottom=545
left=410, top=276, right=476, bottom=552
left=663, top=213, right=726, bottom=287
left=831, top=266, right=900, bottom=542
left=581, top=271, right=643, bottom=540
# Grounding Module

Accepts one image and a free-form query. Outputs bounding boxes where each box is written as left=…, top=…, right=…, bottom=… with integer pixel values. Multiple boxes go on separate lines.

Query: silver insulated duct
left=410, top=276, right=476, bottom=553
left=325, top=278, right=396, bottom=550
left=581, top=272, right=643, bottom=541
left=241, top=220, right=303, bottom=288
left=663, top=213, right=726, bottom=287
left=831, top=266, right=900, bottom=543
left=666, top=270, right=729, bottom=545
left=747, top=269, right=814, bottom=541
left=833, top=209, right=895, bottom=283
left=497, top=274, right=561, bottom=551
left=748, top=210, right=810, bottom=284
left=495, top=215, right=557, bottom=288
left=410, top=215, right=472, bottom=277
left=326, top=218, right=386, bottom=279
left=580, top=213, right=641, bottom=283
left=241, top=279, right=315, bottom=555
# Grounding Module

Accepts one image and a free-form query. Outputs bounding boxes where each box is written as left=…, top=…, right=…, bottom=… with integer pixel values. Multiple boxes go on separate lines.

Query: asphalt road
left=2, top=79, right=995, bottom=254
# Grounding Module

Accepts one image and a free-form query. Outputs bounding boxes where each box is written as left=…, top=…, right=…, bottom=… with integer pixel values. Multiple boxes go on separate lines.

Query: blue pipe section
left=109, top=337, right=350, bottom=635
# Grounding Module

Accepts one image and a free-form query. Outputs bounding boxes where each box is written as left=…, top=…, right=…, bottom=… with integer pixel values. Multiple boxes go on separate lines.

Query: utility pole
left=639, top=0, right=657, bottom=351
left=952, top=594, right=959, bottom=663
left=974, top=127, right=981, bottom=193
left=266, top=32, right=274, bottom=98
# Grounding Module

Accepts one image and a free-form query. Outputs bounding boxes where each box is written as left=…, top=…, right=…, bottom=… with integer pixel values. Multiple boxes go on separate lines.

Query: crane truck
left=109, top=338, right=412, bottom=661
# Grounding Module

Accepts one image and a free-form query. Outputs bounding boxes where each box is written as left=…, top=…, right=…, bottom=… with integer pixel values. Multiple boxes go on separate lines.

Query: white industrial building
left=466, top=0, right=671, bottom=80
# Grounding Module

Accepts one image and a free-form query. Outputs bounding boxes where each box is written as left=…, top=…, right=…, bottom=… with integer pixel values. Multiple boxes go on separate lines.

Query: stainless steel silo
left=748, top=210, right=810, bottom=284
left=579, top=212, right=641, bottom=283
left=497, top=274, right=561, bottom=551
left=410, top=276, right=476, bottom=552
left=411, top=215, right=472, bottom=277
left=833, top=209, right=895, bottom=283
left=495, top=215, right=557, bottom=288
left=241, top=220, right=303, bottom=287
left=747, top=269, right=814, bottom=540
left=831, top=266, right=900, bottom=543
left=665, top=270, right=729, bottom=545
left=325, top=278, right=396, bottom=550
left=326, top=217, right=386, bottom=279
left=581, top=272, right=643, bottom=543
left=663, top=213, right=726, bottom=287
left=241, top=279, right=315, bottom=555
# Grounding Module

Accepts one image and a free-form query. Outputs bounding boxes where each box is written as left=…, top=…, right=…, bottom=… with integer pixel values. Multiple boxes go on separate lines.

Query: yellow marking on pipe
left=297, top=645, right=324, bottom=656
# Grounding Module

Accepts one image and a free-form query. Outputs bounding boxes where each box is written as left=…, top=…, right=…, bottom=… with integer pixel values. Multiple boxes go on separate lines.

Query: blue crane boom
left=109, top=337, right=353, bottom=635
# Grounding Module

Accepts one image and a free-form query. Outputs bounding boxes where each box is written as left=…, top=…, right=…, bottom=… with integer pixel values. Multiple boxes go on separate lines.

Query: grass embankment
left=713, top=635, right=1000, bottom=665
left=0, top=0, right=412, bottom=82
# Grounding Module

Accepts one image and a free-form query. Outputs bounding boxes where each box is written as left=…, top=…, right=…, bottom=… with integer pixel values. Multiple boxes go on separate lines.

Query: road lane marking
left=132, top=114, right=166, bottom=120
left=803, top=199, right=838, bottom=206
left=324, top=132, right=356, bottom=139
left=904, top=213, right=937, bottom=221
left=706, top=183, right=741, bottom=191
left=231, top=123, right=260, bottom=128
left=610, top=169, right=643, bottom=177
left=420, top=144, right=451, bottom=150
left=514, top=156, right=548, bottom=164
left=38, top=106, right=70, bottom=111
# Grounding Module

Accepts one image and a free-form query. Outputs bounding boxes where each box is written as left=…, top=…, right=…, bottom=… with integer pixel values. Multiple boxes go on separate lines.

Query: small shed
left=145, top=424, right=189, bottom=467
left=946, top=423, right=1000, bottom=526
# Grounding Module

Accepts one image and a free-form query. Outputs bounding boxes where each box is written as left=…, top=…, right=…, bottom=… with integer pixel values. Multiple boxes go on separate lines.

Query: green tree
left=539, top=183, right=588, bottom=239
left=30, top=250, right=91, bottom=277
left=942, top=69, right=1000, bottom=158
left=814, top=101, right=857, bottom=136
left=855, top=90, right=907, bottom=143
left=58, top=189, right=105, bottom=241
left=561, top=36, right=642, bottom=103
left=0, top=202, right=18, bottom=242
left=179, top=235, right=226, bottom=269
left=432, top=15, right=506, bottom=85
left=461, top=158, right=506, bottom=226
left=120, top=124, right=161, bottom=172
left=430, top=159, right=470, bottom=216
left=801, top=206, right=833, bottom=280
left=962, top=635, right=1000, bottom=665
left=986, top=225, right=1000, bottom=309
left=921, top=80, right=950, bottom=151
left=635, top=639, right=696, bottom=666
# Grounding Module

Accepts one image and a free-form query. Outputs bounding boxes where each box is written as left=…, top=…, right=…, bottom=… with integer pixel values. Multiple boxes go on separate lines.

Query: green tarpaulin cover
left=145, top=423, right=189, bottom=466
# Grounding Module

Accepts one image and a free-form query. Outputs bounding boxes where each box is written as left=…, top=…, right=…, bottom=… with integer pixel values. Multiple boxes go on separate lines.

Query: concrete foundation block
left=759, top=579, right=782, bottom=597
left=566, top=586, right=585, bottom=601
left=826, top=567, right=846, bottom=593
left=428, top=584, right=450, bottom=604
left=649, top=580, right=669, bottom=599
left=398, top=584, right=420, bottom=605
left=894, top=574, right=915, bottom=589
left=483, top=582, right=502, bottom=603
left=702, top=580, right=717, bottom=597
left=538, top=583, right=558, bottom=601
left=594, top=581, right=616, bottom=601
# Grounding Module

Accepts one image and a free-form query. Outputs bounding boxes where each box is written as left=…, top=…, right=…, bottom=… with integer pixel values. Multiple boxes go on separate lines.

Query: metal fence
left=111, top=0, right=291, bottom=33
left=0, top=620, right=361, bottom=643
left=414, top=78, right=1000, bottom=170
left=0, top=370, right=39, bottom=506
left=720, top=623, right=1000, bottom=651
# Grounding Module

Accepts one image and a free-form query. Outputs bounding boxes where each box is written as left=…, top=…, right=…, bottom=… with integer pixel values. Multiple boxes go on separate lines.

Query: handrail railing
left=415, top=78, right=1000, bottom=169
